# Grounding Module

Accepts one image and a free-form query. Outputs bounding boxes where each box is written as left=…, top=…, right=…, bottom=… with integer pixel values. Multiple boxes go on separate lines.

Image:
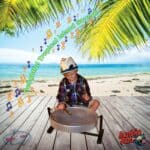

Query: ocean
left=0, top=63, right=150, bottom=80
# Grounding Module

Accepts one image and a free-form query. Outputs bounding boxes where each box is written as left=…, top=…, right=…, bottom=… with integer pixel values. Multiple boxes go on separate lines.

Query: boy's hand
left=56, top=103, right=66, bottom=110
left=82, top=93, right=90, bottom=101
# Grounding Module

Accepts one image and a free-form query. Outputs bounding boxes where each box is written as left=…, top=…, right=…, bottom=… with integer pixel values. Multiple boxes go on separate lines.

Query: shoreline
left=0, top=73, right=150, bottom=96
left=0, top=72, right=150, bottom=82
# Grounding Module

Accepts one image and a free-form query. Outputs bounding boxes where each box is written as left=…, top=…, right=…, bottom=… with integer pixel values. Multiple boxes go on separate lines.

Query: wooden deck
left=0, top=96, right=150, bottom=150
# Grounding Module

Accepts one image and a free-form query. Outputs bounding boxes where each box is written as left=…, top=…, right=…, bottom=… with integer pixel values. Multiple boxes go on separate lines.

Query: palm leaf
left=0, top=0, right=82, bottom=36
left=77, top=0, right=150, bottom=59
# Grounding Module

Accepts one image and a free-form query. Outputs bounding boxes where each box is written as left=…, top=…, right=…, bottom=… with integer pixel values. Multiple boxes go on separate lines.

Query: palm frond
left=77, top=0, right=150, bottom=59
left=0, top=0, right=82, bottom=36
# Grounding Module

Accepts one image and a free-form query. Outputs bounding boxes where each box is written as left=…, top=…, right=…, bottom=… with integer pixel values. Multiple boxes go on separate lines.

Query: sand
left=0, top=73, right=149, bottom=97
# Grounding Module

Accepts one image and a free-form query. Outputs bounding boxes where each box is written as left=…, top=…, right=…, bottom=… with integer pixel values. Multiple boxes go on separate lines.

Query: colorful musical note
left=65, top=36, right=68, bottom=42
left=27, top=96, right=32, bottom=103
left=15, top=88, right=21, bottom=98
left=61, top=41, right=65, bottom=49
left=88, top=8, right=92, bottom=14
left=75, top=29, right=80, bottom=37
left=56, top=21, right=61, bottom=28
left=44, top=38, right=47, bottom=45
left=40, top=46, right=43, bottom=52
left=70, top=32, right=74, bottom=38
left=7, top=91, right=13, bottom=101
left=18, top=97, right=24, bottom=107
left=9, top=111, right=14, bottom=118
left=27, top=61, right=31, bottom=68
left=46, top=29, right=53, bottom=39
left=20, top=75, right=26, bottom=84
left=6, top=102, right=12, bottom=111
left=73, top=16, right=77, bottom=21
left=57, top=44, right=60, bottom=51
left=13, top=80, right=17, bottom=87
left=67, top=17, right=72, bottom=23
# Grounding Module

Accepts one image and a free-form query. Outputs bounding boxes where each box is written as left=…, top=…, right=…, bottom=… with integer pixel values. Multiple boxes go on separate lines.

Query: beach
left=0, top=73, right=150, bottom=97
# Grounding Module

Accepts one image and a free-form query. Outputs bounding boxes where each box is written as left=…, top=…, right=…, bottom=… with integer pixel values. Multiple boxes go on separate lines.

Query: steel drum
left=50, top=106, right=98, bottom=133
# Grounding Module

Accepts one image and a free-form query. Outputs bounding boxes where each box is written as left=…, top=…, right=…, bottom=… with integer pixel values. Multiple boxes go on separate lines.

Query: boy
left=56, top=57, right=100, bottom=111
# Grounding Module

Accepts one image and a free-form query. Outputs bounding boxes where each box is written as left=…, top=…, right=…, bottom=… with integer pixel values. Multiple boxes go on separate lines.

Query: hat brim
left=61, top=67, right=78, bottom=74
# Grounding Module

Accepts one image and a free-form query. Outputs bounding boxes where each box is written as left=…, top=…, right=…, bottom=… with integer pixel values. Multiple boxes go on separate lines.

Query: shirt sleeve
left=56, top=79, right=66, bottom=103
left=83, top=78, right=92, bottom=100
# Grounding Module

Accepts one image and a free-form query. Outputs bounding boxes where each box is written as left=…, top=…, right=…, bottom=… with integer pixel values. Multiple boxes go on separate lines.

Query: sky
left=0, top=1, right=150, bottom=64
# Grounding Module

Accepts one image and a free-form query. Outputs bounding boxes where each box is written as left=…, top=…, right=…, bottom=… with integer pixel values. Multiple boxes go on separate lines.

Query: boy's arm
left=56, top=80, right=66, bottom=103
left=82, top=78, right=92, bottom=101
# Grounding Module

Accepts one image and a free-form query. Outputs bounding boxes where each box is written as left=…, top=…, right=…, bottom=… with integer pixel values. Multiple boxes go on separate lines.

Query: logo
left=118, top=129, right=150, bottom=146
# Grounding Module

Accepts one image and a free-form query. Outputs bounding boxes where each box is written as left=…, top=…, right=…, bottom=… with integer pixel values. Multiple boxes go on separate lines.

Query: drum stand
left=47, top=107, right=104, bottom=144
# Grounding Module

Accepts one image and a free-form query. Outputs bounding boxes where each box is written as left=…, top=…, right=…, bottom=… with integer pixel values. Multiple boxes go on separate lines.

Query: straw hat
left=60, top=57, right=78, bottom=74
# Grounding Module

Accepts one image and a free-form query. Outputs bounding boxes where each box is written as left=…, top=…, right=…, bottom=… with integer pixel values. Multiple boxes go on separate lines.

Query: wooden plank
left=71, top=133, right=87, bottom=150
left=19, top=97, right=54, bottom=150
left=135, top=96, right=150, bottom=106
left=36, top=122, right=57, bottom=150
left=102, top=97, right=139, bottom=150
left=0, top=96, right=39, bottom=133
left=97, top=97, right=122, bottom=150
left=20, top=96, right=56, bottom=150
left=120, top=97, right=150, bottom=121
left=36, top=97, right=59, bottom=150
left=115, top=97, right=150, bottom=132
left=108, top=96, right=150, bottom=135
left=0, top=96, right=45, bottom=149
left=82, top=103, right=104, bottom=150
left=0, top=95, right=26, bottom=122
left=53, top=131, right=70, bottom=150
left=1, top=96, right=51, bottom=150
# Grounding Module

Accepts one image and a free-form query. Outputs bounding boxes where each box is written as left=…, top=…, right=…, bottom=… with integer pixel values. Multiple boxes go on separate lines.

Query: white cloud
left=0, top=45, right=150, bottom=64
left=103, top=45, right=150, bottom=64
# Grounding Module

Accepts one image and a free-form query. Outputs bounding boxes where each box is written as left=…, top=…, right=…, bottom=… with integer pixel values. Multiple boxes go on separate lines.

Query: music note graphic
left=67, top=17, right=72, bottom=23
left=73, top=16, right=76, bottom=21
left=56, top=21, right=61, bottom=28
left=13, top=80, right=17, bottom=87
left=88, top=8, right=92, bottom=14
left=65, top=36, right=68, bottom=42
left=40, top=46, right=43, bottom=52
left=9, top=111, right=14, bottom=118
left=7, top=92, right=12, bottom=101
left=15, top=88, right=21, bottom=97
left=18, top=97, right=24, bottom=107
left=27, top=61, right=31, bottom=68
left=46, top=29, right=52, bottom=39
left=61, top=41, right=65, bottom=49
left=6, top=102, right=12, bottom=111
left=27, top=96, right=31, bottom=103
left=44, top=38, right=47, bottom=45
left=20, top=75, right=26, bottom=84
left=57, top=44, right=60, bottom=51
left=75, top=29, right=80, bottom=37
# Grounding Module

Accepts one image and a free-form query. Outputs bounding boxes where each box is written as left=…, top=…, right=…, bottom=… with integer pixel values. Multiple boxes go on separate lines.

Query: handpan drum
left=50, top=106, right=98, bottom=133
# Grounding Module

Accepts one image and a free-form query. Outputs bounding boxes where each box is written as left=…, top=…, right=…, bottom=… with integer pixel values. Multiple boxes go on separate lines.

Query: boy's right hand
left=56, top=103, right=66, bottom=110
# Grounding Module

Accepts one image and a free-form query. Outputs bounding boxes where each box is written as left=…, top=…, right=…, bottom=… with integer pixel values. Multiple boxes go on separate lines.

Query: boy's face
left=63, top=70, right=77, bottom=83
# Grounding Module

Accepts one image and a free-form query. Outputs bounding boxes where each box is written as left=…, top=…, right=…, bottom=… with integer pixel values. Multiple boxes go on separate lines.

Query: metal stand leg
left=80, top=115, right=104, bottom=144
left=97, top=115, right=104, bottom=144
left=47, top=107, right=54, bottom=134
